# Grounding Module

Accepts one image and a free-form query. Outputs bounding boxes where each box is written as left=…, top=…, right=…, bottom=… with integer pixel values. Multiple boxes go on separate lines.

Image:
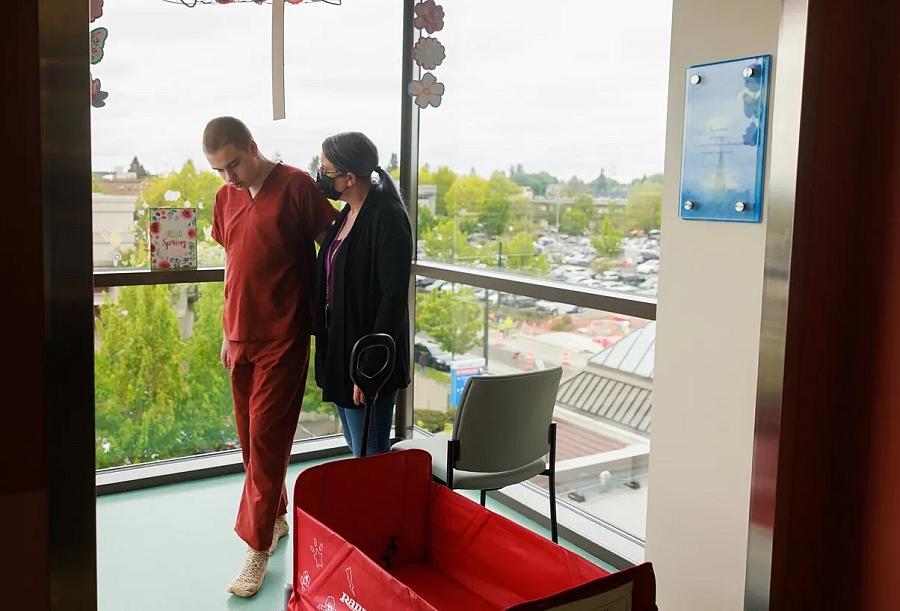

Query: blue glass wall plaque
left=679, top=55, right=771, bottom=223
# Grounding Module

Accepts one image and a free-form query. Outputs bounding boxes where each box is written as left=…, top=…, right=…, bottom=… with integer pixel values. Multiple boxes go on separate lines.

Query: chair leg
left=480, top=490, right=486, bottom=506
left=549, top=422, right=559, bottom=544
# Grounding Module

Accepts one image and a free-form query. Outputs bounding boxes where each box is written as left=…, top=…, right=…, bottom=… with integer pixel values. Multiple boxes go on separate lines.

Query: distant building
left=96, top=167, right=148, bottom=197
left=93, top=193, right=138, bottom=269
left=418, top=184, right=437, bottom=214
left=557, top=321, right=655, bottom=436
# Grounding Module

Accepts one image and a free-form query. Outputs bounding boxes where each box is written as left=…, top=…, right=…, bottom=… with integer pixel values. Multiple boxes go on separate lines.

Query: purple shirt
left=326, top=237, right=343, bottom=307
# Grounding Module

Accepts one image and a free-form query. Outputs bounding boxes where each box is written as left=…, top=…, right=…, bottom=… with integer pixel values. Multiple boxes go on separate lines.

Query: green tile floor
left=97, top=458, right=613, bottom=611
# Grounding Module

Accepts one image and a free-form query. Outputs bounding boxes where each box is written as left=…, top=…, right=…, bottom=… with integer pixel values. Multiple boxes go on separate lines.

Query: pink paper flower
left=150, top=222, right=160, bottom=235
left=413, top=37, right=446, bottom=70
left=408, top=73, right=445, bottom=109
left=181, top=209, right=194, bottom=219
left=90, top=77, right=108, bottom=108
left=90, top=0, right=103, bottom=23
left=150, top=243, right=156, bottom=253
left=158, top=260, right=172, bottom=270
left=187, top=228, right=197, bottom=239
left=414, top=0, right=444, bottom=34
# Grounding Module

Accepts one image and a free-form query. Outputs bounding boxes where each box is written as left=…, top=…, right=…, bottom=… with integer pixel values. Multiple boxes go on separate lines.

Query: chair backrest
left=452, top=367, right=563, bottom=473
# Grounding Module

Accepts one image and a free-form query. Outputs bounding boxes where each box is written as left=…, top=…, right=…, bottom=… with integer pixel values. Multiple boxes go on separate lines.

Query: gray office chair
left=393, top=367, right=563, bottom=543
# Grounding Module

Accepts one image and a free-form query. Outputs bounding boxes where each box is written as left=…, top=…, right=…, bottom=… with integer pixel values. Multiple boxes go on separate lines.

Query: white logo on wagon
left=340, top=592, right=366, bottom=611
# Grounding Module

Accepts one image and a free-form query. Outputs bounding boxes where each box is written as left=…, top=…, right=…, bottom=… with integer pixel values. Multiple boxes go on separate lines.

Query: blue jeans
left=336, top=390, right=397, bottom=457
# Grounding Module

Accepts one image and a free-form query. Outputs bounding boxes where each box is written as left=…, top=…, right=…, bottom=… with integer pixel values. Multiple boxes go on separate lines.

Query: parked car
left=636, top=260, right=660, bottom=274
left=414, top=342, right=451, bottom=372
left=423, top=279, right=450, bottom=292
left=471, top=288, right=499, bottom=305
left=415, top=276, right=436, bottom=290
left=535, top=300, right=581, bottom=316
left=598, top=270, right=622, bottom=282
left=499, top=294, right=537, bottom=308
left=619, top=273, right=644, bottom=286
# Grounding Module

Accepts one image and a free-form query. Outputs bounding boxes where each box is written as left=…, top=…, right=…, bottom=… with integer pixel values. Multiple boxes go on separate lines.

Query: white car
left=636, top=260, right=660, bottom=274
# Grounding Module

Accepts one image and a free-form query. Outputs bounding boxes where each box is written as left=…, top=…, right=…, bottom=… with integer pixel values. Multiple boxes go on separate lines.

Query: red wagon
left=286, top=449, right=657, bottom=611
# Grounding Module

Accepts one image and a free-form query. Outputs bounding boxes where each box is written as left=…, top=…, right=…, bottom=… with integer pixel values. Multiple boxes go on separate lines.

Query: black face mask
left=316, top=169, right=346, bottom=201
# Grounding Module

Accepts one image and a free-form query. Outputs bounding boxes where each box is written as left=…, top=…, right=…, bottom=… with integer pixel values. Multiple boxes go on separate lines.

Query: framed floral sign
left=149, top=208, right=197, bottom=270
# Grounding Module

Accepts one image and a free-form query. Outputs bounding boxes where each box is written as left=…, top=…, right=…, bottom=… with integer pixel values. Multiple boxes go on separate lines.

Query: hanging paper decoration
left=90, top=28, right=108, bottom=65
left=167, top=0, right=340, bottom=120
left=413, top=0, right=444, bottom=34
left=90, top=2, right=108, bottom=108
left=91, top=77, right=109, bottom=108
left=413, top=37, right=445, bottom=70
left=91, top=0, right=104, bottom=23
left=409, top=1, right=446, bottom=109
left=408, top=72, right=444, bottom=109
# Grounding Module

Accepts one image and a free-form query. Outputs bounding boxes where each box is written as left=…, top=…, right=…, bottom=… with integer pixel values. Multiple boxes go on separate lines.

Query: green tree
left=509, top=165, right=558, bottom=196
left=572, top=193, right=596, bottom=226
left=418, top=205, right=437, bottom=235
left=431, top=166, right=458, bottom=216
left=421, top=218, right=476, bottom=263
left=444, top=175, right=488, bottom=218
left=560, top=208, right=590, bottom=235
left=182, top=283, right=234, bottom=453
left=308, top=155, right=321, bottom=175
left=590, top=170, right=628, bottom=198
left=625, top=181, right=663, bottom=232
left=416, top=289, right=482, bottom=358
left=592, top=215, right=624, bottom=255
left=479, top=171, right=521, bottom=237
left=502, top=232, right=549, bottom=273
left=557, top=176, right=591, bottom=198
left=95, top=285, right=188, bottom=467
left=388, top=153, right=399, bottom=173
left=129, top=156, right=149, bottom=179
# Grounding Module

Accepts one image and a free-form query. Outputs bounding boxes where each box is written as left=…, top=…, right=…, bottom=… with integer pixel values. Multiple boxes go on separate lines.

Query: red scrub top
left=212, top=163, right=338, bottom=341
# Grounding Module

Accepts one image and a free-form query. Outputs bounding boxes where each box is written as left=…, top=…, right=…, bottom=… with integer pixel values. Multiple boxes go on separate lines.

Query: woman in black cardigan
left=313, top=132, right=412, bottom=457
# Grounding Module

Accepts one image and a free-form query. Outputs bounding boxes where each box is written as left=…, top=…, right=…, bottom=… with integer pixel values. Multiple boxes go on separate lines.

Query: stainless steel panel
left=745, top=0, right=811, bottom=608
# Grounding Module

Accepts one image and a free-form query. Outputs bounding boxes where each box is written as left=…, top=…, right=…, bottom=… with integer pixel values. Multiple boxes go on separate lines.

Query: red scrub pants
left=228, top=335, right=310, bottom=551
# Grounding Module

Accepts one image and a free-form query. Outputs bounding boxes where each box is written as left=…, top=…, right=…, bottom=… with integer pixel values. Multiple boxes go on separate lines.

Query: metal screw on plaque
left=683, top=200, right=695, bottom=211
left=735, top=201, right=747, bottom=212
left=743, top=67, right=755, bottom=78
left=690, top=74, right=702, bottom=85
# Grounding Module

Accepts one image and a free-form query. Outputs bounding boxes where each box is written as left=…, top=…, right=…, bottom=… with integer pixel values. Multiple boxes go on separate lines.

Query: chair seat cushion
left=393, top=438, right=547, bottom=491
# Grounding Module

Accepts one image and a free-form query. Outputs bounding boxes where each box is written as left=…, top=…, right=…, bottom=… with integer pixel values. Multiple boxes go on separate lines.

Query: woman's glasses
left=318, top=166, right=346, bottom=179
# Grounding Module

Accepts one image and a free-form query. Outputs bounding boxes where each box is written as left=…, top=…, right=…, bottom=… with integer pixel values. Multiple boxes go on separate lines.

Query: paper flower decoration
left=90, top=0, right=104, bottom=23
left=408, top=72, right=444, bottom=109
left=90, top=28, right=108, bottom=65
left=413, top=37, right=446, bottom=70
left=91, top=77, right=108, bottom=108
left=414, top=0, right=444, bottom=34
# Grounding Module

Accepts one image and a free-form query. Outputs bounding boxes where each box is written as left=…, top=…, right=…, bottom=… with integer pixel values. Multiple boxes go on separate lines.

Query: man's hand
left=221, top=337, right=231, bottom=369
left=353, top=384, right=366, bottom=406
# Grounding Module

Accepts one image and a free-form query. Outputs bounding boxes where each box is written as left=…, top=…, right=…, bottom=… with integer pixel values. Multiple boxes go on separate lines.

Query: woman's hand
left=353, top=384, right=366, bottom=406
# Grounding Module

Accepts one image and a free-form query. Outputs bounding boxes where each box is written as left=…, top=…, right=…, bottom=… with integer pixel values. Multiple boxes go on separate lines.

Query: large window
left=93, top=282, right=341, bottom=468
left=413, top=278, right=653, bottom=542
left=415, top=0, right=671, bottom=298
left=91, top=0, right=402, bottom=467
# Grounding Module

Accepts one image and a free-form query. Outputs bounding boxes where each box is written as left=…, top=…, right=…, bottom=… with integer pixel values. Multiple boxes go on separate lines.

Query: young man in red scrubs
left=204, top=116, right=338, bottom=597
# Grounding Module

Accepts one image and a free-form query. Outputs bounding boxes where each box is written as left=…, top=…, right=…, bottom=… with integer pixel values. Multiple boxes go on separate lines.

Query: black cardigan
left=314, top=189, right=413, bottom=407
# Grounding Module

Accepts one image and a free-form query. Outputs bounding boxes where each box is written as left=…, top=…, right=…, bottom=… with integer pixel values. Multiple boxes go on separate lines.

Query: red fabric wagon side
left=289, top=449, right=656, bottom=611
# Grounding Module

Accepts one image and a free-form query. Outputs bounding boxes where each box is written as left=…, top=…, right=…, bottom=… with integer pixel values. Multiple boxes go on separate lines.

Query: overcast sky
left=90, top=0, right=672, bottom=182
